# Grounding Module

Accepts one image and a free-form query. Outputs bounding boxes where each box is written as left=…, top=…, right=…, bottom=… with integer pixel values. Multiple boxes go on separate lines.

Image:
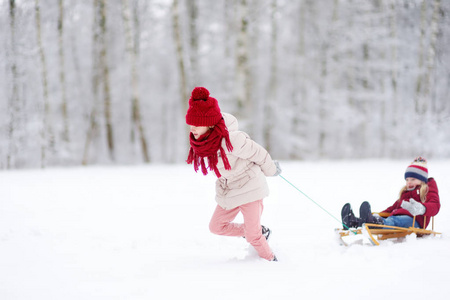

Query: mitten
left=273, top=161, right=282, bottom=176
left=401, top=198, right=426, bottom=216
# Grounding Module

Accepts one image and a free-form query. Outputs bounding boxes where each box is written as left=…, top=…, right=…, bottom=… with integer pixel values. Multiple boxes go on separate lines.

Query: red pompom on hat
left=186, top=87, right=223, bottom=126
left=191, top=87, right=210, bottom=100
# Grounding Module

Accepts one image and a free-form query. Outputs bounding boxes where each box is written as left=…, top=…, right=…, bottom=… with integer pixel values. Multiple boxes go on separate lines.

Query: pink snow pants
left=209, top=199, right=274, bottom=261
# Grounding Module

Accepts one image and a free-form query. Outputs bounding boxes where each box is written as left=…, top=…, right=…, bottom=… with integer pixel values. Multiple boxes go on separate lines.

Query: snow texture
left=1, top=160, right=449, bottom=299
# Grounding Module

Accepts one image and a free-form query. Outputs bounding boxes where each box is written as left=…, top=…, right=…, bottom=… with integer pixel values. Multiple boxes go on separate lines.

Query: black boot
left=261, top=225, right=271, bottom=240
left=341, top=203, right=361, bottom=229
left=359, top=201, right=379, bottom=224
left=372, top=215, right=384, bottom=225
left=359, top=202, right=386, bottom=229
left=243, top=225, right=272, bottom=240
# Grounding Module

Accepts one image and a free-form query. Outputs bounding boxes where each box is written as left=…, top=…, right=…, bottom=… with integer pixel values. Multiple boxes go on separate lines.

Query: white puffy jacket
left=215, top=113, right=277, bottom=209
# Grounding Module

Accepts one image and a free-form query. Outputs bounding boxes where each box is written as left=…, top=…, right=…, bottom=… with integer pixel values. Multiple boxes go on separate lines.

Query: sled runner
left=337, top=216, right=441, bottom=246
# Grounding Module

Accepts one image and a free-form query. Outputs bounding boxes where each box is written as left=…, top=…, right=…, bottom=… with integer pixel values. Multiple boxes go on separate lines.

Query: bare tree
left=99, top=0, right=115, bottom=160
left=187, top=0, right=199, bottom=86
left=7, top=0, right=19, bottom=169
left=82, top=0, right=103, bottom=165
left=172, top=0, right=189, bottom=113
left=264, top=0, right=278, bottom=153
left=388, top=0, right=399, bottom=157
left=414, top=0, right=440, bottom=115
left=35, top=0, right=54, bottom=168
left=288, top=1, right=309, bottom=160
left=415, top=0, right=428, bottom=114
left=425, top=0, right=441, bottom=114
left=316, top=0, right=340, bottom=158
left=235, top=0, right=251, bottom=114
left=122, top=0, right=150, bottom=163
left=58, top=0, right=70, bottom=142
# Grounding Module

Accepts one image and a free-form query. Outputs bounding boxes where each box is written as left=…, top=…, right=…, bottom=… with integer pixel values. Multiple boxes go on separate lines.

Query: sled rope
left=279, top=174, right=357, bottom=234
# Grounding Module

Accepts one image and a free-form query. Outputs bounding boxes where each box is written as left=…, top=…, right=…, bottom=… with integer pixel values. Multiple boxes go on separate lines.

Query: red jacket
left=382, top=178, right=440, bottom=229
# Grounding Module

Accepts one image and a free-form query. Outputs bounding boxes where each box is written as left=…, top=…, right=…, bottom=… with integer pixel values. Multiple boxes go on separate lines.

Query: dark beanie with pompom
left=186, top=87, right=223, bottom=126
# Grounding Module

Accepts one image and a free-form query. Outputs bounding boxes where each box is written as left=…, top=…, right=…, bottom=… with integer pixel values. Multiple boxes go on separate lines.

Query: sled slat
left=336, top=222, right=441, bottom=246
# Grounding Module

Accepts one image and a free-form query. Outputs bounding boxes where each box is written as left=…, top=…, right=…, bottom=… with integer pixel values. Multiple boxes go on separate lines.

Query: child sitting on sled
left=341, top=157, right=440, bottom=229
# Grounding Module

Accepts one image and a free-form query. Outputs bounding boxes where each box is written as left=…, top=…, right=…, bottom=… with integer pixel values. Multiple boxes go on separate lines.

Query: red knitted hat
left=186, top=87, right=222, bottom=126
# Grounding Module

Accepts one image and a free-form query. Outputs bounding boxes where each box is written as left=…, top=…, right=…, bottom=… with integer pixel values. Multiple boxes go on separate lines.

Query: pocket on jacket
left=216, top=173, right=252, bottom=197
left=227, top=174, right=251, bottom=189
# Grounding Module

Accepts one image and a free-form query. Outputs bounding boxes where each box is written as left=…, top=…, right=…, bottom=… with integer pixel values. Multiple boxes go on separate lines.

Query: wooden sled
left=337, top=215, right=441, bottom=246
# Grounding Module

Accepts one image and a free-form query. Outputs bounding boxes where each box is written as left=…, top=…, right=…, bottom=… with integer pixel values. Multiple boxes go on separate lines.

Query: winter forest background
left=1, top=0, right=450, bottom=170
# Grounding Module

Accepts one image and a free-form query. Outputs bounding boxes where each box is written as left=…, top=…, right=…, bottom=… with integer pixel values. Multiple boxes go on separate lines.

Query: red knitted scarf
left=186, top=118, right=233, bottom=177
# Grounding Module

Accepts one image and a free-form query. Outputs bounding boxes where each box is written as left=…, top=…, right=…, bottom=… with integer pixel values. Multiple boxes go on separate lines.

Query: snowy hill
left=1, top=160, right=449, bottom=299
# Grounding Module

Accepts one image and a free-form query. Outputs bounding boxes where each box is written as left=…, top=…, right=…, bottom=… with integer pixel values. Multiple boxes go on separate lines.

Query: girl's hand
left=401, top=198, right=426, bottom=216
left=273, top=161, right=282, bottom=176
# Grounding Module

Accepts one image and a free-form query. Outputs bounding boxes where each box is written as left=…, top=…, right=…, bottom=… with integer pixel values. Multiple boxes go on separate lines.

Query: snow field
left=1, top=160, right=449, bottom=299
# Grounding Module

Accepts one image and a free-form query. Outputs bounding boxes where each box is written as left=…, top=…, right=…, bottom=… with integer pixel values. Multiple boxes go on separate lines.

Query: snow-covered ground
left=1, top=160, right=449, bottom=300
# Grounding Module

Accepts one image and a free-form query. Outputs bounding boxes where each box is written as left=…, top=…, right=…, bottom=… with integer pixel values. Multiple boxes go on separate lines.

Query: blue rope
left=279, top=174, right=357, bottom=234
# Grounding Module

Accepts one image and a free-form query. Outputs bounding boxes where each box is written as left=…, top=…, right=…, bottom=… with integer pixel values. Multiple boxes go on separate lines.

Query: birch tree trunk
left=99, top=0, right=115, bottom=160
left=35, top=0, right=54, bottom=168
left=187, top=0, right=199, bottom=86
left=288, top=1, right=308, bottom=159
left=388, top=0, right=399, bottom=157
left=82, top=0, right=101, bottom=165
left=7, top=0, right=19, bottom=169
left=317, top=0, right=339, bottom=157
left=264, top=0, right=278, bottom=153
left=172, top=0, right=189, bottom=113
left=425, top=0, right=441, bottom=114
left=58, top=0, right=70, bottom=142
left=235, top=0, right=251, bottom=115
left=415, top=0, right=428, bottom=114
left=221, top=0, right=235, bottom=94
left=122, top=0, right=150, bottom=163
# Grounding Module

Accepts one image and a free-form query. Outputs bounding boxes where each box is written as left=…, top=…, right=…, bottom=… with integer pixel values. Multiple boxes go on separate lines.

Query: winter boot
left=359, top=201, right=377, bottom=224
left=242, top=225, right=272, bottom=240
left=341, top=203, right=361, bottom=229
left=371, top=215, right=384, bottom=225
left=367, top=216, right=384, bottom=229
left=262, top=225, right=271, bottom=240
left=359, top=201, right=384, bottom=224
